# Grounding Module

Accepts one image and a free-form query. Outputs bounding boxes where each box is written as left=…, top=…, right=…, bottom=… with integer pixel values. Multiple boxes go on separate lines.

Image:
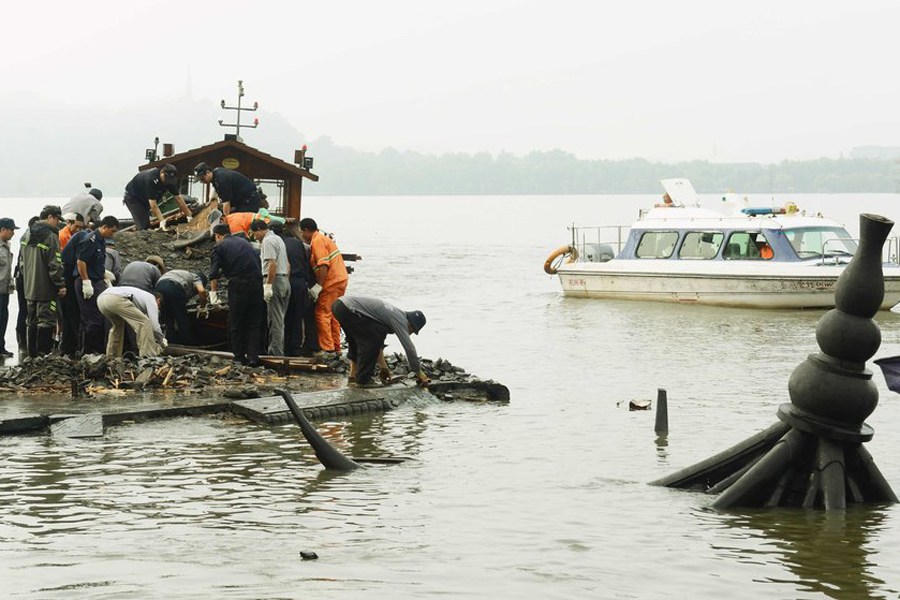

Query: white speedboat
left=544, top=179, right=900, bottom=309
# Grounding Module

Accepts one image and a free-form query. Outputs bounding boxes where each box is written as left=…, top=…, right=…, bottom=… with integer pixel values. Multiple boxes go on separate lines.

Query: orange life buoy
left=543, top=245, right=578, bottom=275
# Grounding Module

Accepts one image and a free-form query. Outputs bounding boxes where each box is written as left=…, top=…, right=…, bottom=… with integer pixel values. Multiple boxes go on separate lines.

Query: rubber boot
left=36, top=327, right=55, bottom=356
left=16, top=330, right=27, bottom=361
left=26, top=325, right=38, bottom=358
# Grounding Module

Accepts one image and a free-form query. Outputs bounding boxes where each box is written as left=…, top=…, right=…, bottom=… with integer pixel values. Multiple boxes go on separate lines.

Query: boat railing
left=887, top=236, right=900, bottom=265
left=568, top=224, right=630, bottom=262
left=817, top=237, right=900, bottom=265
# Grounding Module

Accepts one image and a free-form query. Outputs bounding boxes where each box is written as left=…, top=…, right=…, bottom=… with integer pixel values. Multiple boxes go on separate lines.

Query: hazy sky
left=2, top=0, right=899, bottom=163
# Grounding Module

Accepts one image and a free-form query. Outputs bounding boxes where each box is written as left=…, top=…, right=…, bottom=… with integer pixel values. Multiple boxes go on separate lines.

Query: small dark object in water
left=300, top=551, right=319, bottom=560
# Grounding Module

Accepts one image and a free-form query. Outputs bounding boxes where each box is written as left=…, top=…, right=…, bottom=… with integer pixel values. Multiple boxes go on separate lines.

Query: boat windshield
left=784, top=227, right=857, bottom=259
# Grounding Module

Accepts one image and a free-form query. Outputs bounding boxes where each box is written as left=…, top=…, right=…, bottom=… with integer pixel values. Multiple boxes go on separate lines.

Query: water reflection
left=709, top=507, right=899, bottom=598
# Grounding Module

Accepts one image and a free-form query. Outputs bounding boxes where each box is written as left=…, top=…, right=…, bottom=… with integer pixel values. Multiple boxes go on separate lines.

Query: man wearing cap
left=63, top=188, right=104, bottom=226
left=208, top=223, right=264, bottom=366
left=19, top=205, right=66, bottom=357
left=123, top=164, right=192, bottom=231
left=0, top=217, right=19, bottom=357
left=194, top=162, right=261, bottom=215
left=332, top=296, right=429, bottom=387
left=75, top=216, right=119, bottom=355
left=251, top=219, right=290, bottom=355
left=58, top=213, right=85, bottom=250
left=119, top=256, right=165, bottom=294
left=299, top=218, right=348, bottom=359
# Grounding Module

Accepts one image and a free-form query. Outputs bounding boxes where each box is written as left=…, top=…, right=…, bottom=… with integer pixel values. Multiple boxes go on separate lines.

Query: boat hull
left=556, top=262, right=900, bottom=309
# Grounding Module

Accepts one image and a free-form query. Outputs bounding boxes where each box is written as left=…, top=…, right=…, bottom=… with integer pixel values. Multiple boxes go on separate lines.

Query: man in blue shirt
left=76, top=216, right=119, bottom=355
left=208, top=224, right=264, bottom=366
left=60, top=227, right=89, bottom=357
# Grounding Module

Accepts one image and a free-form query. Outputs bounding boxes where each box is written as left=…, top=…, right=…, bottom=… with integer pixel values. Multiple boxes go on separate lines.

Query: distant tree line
left=307, top=139, right=900, bottom=195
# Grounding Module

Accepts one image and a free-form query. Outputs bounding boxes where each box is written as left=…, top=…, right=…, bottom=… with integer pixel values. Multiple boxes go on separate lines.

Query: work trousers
left=315, top=280, right=347, bottom=354
left=156, top=279, right=192, bottom=345
left=332, top=299, right=389, bottom=384
left=76, top=278, right=108, bottom=355
left=265, top=275, right=290, bottom=356
left=0, top=292, right=9, bottom=353
left=59, top=274, right=81, bottom=357
left=227, top=276, right=264, bottom=362
left=26, top=298, right=59, bottom=357
left=97, top=293, right=160, bottom=357
left=284, top=276, right=309, bottom=356
left=123, top=194, right=151, bottom=230
left=15, top=275, right=26, bottom=356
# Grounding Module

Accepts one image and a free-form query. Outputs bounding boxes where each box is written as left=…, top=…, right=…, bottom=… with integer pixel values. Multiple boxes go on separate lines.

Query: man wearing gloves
left=251, top=219, right=290, bottom=356
left=19, top=205, right=66, bottom=357
left=123, top=164, right=192, bottom=230
left=76, top=216, right=119, bottom=355
left=97, top=285, right=166, bottom=357
left=332, top=296, right=430, bottom=387
left=299, top=218, right=348, bottom=359
left=208, top=224, right=264, bottom=366
left=155, top=269, right=208, bottom=344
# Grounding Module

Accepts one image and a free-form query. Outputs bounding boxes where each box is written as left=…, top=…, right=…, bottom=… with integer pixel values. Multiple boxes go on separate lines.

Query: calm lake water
left=2, top=192, right=900, bottom=598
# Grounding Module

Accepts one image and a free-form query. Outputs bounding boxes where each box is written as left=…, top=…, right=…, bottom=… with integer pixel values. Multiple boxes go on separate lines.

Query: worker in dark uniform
left=208, top=223, right=264, bottom=366
left=123, top=164, right=192, bottom=230
left=155, top=269, right=208, bottom=345
left=332, top=295, right=430, bottom=387
left=76, top=216, right=119, bottom=355
left=194, top=162, right=260, bottom=215
left=60, top=227, right=90, bottom=357
left=279, top=222, right=314, bottom=356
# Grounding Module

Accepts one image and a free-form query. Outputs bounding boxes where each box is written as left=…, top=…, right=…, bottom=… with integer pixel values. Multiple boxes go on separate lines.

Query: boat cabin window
left=679, top=231, right=724, bottom=260
left=723, top=232, right=774, bottom=260
left=636, top=231, right=679, bottom=259
left=784, top=227, right=857, bottom=259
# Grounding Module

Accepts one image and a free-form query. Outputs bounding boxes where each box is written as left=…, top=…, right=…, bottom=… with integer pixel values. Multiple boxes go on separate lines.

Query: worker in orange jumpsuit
left=58, top=213, right=85, bottom=249
left=299, top=217, right=348, bottom=359
left=224, top=212, right=255, bottom=237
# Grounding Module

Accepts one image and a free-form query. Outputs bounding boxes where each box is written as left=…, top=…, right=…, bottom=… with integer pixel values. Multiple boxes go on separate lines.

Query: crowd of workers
left=0, top=162, right=430, bottom=388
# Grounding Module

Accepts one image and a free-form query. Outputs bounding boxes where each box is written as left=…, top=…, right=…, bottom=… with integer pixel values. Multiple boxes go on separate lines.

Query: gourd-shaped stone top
left=834, top=213, right=893, bottom=319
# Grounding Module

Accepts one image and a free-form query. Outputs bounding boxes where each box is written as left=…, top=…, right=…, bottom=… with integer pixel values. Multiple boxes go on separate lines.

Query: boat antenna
left=219, top=80, right=259, bottom=142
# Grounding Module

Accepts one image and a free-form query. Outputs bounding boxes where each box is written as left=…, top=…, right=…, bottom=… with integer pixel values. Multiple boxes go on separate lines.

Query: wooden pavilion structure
left=142, top=137, right=318, bottom=220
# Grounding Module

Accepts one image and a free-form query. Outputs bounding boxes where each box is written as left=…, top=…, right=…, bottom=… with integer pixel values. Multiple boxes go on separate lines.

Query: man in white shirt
left=97, top=285, right=166, bottom=357
left=251, top=219, right=290, bottom=355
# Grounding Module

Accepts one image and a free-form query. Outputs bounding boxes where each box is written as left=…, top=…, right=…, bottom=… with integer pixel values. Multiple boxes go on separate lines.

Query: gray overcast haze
left=2, top=0, right=899, bottom=163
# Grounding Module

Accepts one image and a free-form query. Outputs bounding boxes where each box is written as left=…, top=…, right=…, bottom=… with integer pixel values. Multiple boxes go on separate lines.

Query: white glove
left=103, top=270, right=116, bottom=285
left=263, top=283, right=273, bottom=302
left=160, top=338, right=168, bottom=348
left=209, top=291, right=219, bottom=305
left=185, top=214, right=193, bottom=223
left=81, top=279, right=94, bottom=300
left=159, top=218, right=168, bottom=231
left=309, top=283, right=322, bottom=302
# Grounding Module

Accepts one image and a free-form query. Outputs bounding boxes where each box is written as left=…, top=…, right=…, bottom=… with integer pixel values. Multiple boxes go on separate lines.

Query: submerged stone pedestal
left=653, top=214, right=898, bottom=509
